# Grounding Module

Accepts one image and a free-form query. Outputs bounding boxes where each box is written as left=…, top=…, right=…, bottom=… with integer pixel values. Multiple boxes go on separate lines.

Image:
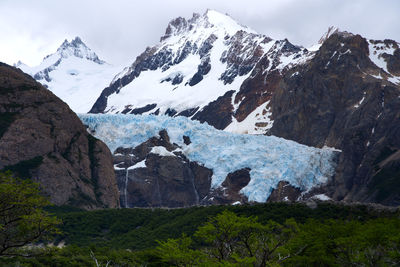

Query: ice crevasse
left=79, top=114, right=340, bottom=202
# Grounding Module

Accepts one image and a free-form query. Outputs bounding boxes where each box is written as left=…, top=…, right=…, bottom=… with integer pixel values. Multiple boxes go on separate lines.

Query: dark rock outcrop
left=114, top=130, right=213, bottom=207
left=0, top=63, right=119, bottom=209
left=267, top=181, right=301, bottom=202
left=205, top=168, right=251, bottom=205
left=192, top=90, right=235, bottom=130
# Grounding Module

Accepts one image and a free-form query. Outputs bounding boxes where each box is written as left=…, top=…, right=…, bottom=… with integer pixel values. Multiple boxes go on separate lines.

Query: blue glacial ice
left=79, top=114, right=339, bottom=202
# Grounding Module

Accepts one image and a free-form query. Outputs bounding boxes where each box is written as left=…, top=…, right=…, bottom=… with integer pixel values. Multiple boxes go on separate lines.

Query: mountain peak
left=318, top=26, right=340, bottom=44
left=161, top=9, right=256, bottom=42
left=203, top=9, right=250, bottom=33
left=54, top=36, right=105, bottom=64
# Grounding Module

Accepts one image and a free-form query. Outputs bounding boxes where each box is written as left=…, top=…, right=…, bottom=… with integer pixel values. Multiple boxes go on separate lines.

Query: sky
left=1, top=0, right=399, bottom=68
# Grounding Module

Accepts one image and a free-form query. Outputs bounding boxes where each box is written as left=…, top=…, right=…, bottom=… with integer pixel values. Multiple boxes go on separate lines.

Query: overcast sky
left=1, top=0, right=399, bottom=68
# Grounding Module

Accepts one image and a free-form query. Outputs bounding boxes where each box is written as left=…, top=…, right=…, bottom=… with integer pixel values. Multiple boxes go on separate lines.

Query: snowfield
left=79, top=114, right=339, bottom=202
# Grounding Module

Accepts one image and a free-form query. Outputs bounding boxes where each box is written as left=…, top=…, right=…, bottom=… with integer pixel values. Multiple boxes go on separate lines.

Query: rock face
left=269, top=33, right=400, bottom=206
left=114, top=130, right=213, bottom=207
left=205, top=168, right=251, bottom=205
left=267, top=181, right=301, bottom=202
left=0, top=63, right=119, bottom=209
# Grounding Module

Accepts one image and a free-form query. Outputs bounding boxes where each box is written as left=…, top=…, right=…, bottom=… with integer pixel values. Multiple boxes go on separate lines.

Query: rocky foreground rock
left=0, top=63, right=119, bottom=209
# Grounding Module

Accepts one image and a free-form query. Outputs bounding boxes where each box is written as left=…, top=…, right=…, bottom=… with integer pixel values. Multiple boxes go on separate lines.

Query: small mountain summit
left=16, top=36, right=119, bottom=113
left=54, top=36, right=105, bottom=64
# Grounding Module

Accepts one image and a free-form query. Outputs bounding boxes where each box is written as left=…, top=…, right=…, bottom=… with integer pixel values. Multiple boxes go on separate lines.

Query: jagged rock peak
left=318, top=26, right=355, bottom=44
left=160, top=9, right=256, bottom=41
left=318, top=26, right=339, bottom=44
left=45, top=36, right=105, bottom=64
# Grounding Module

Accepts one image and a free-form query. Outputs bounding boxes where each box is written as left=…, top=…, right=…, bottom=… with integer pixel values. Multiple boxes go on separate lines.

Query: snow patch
left=312, top=194, right=331, bottom=201
left=353, top=92, right=366, bottom=108
left=224, top=101, right=273, bottom=134
left=114, top=164, right=125, bottom=170
left=307, top=43, right=322, bottom=52
left=128, top=159, right=147, bottom=170
left=368, top=40, right=396, bottom=74
left=388, top=76, right=400, bottom=85
left=150, top=146, right=177, bottom=157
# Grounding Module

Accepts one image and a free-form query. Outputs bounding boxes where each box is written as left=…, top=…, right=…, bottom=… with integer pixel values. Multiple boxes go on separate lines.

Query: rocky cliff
left=0, top=63, right=119, bottom=209
left=269, top=33, right=400, bottom=206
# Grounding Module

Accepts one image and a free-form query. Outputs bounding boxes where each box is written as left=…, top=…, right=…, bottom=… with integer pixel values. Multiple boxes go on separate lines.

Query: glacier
left=79, top=114, right=339, bottom=202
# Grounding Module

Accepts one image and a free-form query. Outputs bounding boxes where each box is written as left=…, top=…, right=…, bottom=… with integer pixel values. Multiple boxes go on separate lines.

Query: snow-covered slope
left=368, top=39, right=400, bottom=85
left=15, top=37, right=120, bottom=113
left=91, top=10, right=316, bottom=134
left=79, top=114, right=339, bottom=202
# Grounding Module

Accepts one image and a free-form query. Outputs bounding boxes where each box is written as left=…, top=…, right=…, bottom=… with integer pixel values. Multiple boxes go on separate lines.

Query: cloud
left=0, top=0, right=399, bottom=67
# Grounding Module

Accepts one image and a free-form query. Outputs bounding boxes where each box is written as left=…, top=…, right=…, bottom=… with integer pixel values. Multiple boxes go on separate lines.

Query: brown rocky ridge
left=0, top=63, right=119, bottom=209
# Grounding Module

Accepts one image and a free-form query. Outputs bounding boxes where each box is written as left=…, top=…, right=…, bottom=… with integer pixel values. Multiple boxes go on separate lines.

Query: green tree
left=193, top=210, right=299, bottom=266
left=0, top=171, right=60, bottom=257
left=156, top=234, right=207, bottom=266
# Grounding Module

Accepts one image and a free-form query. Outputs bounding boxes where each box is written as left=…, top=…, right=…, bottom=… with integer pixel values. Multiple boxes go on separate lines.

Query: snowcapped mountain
left=15, top=37, right=120, bottom=113
left=90, top=10, right=314, bottom=134
left=85, top=10, right=400, bottom=206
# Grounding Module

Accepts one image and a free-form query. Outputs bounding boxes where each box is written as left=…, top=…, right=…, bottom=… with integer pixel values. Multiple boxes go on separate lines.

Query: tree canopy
left=0, top=171, right=60, bottom=257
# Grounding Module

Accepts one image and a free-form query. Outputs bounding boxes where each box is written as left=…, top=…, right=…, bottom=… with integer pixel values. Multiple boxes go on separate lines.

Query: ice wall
left=79, top=114, right=339, bottom=202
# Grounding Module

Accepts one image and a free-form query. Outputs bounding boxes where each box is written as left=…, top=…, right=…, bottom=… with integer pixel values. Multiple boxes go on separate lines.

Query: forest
left=1, top=171, right=399, bottom=266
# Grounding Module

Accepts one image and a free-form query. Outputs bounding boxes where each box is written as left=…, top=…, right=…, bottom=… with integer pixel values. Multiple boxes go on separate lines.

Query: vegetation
left=2, top=156, right=43, bottom=179
left=1, top=204, right=399, bottom=266
left=156, top=211, right=400, bottom=266
left=0, top=171, right=398, bottom=265
left=0, top=171, right=60, bottom=257
left=44, top=202, right=395, bottom=250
